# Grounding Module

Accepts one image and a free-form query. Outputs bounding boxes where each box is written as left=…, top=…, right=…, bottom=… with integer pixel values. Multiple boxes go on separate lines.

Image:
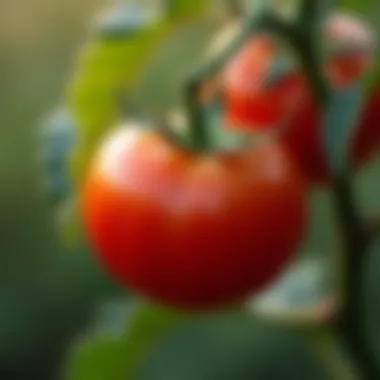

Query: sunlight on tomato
left=82, top=122, right=307, bottom=310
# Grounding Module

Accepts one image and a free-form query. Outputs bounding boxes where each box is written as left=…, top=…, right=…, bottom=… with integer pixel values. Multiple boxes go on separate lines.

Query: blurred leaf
left=305, top=329, right=360, bottom=380
left=167, top=0, right=210, bottom=20
left=68, top=20, right=174, bottom=186
left=87, top=298, right=134, bottom=337
left=38, top=107, right=75, bottom=204
left=135, top=312, right=324, bottom=380
left=63, top=300, right=187, bottom=380
left=132, top=19, right=218, bottom=111
left=340, top=0, right=373, bottom=13
left=95, top=2, right=165, bottom=39
left=322, top=84, right=365, bottom=175
left=250, top=256, right=331, bottom=312
left=57, top=194, right=83, bottom=247
left=68, top=3, right=215, bottom=189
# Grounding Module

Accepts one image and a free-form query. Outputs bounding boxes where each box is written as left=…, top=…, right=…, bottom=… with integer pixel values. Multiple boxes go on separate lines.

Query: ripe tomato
left=222, top=34, right=302, bottom=128
left=221, top=12, right=377, bottom=183
left=82, top=124, right=307, bottom=310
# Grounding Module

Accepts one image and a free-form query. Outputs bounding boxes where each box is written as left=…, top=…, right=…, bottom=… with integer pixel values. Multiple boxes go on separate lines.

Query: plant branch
left=363, top=211, right=380, bottom=244
left=293, top=0, right=331, bottom=105
left=306, top=329, right=361, bottom=380
left=331, top=174, right=380, bottom=379
left=286, top=1, right=380, bottom=378
left=184, top=1, right=292, bottom=151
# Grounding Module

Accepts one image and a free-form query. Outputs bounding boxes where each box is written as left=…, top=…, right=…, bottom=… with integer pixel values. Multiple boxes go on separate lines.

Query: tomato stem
left=288, top=1, right=380, bottom=378
left=183, top=1, right=291, bottom=151
left=293, top=0, right=331, bottom=106
left=184, top=74, right=210, bottom=151
left=331, top=174, right=379, bottom=379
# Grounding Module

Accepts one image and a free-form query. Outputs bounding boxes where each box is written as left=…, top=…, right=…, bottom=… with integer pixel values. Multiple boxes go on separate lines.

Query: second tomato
left=221, top=12, right=379, bottom=184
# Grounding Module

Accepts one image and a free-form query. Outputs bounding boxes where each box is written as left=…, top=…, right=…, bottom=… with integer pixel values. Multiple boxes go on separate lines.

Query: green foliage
left=63, top=300, right=187, bottom=380
left=68, top=21, right=173, bottom=186
left=132, top=19, right=217, bottom=111
left=134, top=313, right=325, bottom=380
left=340, top=0, right=373, bottom=13
left=67, top=1, right=213, bottom=188
left=251, top=256, right=331, bottom=312
left=57, top=194, right=84, bottom=247
left=322, top=84, right=365, bottom=174
left=62, top=256, right=333, bottom=380
left=167, top=0, right=210, bottom=19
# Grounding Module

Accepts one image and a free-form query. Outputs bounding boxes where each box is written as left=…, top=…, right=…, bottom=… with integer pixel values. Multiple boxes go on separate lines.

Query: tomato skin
left=222, top=34, right=303, bottom=127
left=82, top=126, right=307, bottom=310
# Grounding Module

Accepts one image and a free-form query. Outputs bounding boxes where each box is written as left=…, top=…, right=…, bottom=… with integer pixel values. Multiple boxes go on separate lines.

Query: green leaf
left=135, top=311, right=325, bottom=380
left=63, top=300, right=187, bottom=380
left=68, top=22, right=173, bottom=185
left=167, top=0, right=210, bottom=20
left=94, top=1, right=166, bottom=39
left=56, top=194, right=83, bottom=248
left=361, top=6, right=380, bottom=90
left=306, top=329, right=360, bottom=380
left=68, top=10, right=216, bottom=188
left=340, top=0, right=373, bottom=13
left=132, top=19, right=218, bottom=111
left=249, top=256, right=331, bottom=312
left=322, top=84, right=365, bottom=175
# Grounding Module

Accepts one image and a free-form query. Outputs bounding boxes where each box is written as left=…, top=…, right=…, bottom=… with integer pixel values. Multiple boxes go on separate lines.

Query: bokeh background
left=1, top=0, right=380, bottom=379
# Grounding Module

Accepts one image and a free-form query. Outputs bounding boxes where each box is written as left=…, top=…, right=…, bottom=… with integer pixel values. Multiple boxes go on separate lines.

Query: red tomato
left=82, top=125, right=307, bottom=310
left=222, top=12, right=377, bottom=183
left=222, top=34, right=302, bottom=127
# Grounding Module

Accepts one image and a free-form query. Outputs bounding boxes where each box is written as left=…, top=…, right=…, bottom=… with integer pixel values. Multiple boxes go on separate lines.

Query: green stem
left=307, top=329, right=361, bottom=380
left=332, top=175, right=379, bottom=379
left=294, top=0, right=331, bottom=105
left=291, top=1, right=380, bottom=378
left=184, top=1, right=291, bottom=151
left=292, top=36, right=330, bottom=105
left=183, top=6, right=261, bottom=151
left=184, top=75, right=209, bottom=151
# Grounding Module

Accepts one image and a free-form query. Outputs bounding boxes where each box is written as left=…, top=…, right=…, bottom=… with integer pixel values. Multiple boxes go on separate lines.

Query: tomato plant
left=221, top=12, right=378, bottom=183
left=82, top=124, right=307, bottom=310
left=39, top=1, right=380, bottom=378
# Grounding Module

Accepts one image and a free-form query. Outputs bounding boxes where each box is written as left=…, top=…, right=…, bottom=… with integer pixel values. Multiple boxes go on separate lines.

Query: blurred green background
left=1, top=0, right=380, bottom=379
left=0, top=1, right=114, bottom=378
